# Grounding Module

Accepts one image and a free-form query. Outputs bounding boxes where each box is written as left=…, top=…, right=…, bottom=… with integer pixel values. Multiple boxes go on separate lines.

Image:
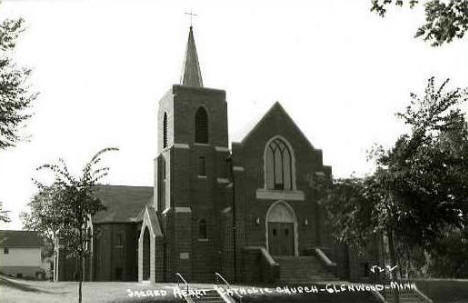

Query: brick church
left=56, top=26, right=377, bottom=284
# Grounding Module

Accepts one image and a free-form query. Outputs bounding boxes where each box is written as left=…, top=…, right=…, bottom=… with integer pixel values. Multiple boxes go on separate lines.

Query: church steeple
left=180, top=26, right=203, bottom=87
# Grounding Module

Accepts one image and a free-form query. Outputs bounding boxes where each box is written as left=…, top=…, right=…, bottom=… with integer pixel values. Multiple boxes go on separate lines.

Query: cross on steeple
left=184, top=9, right=198, bottom=27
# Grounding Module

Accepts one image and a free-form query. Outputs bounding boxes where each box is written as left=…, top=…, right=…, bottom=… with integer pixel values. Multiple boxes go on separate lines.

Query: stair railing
left=175, top=272, right=189, bottom=294
left=413, top=285, right=433, bottom=303
left=313, top=248, right=338, bottom=276
left=215, top=272, right=231, bottom=290
left=314, top=248, right=337, bottom=267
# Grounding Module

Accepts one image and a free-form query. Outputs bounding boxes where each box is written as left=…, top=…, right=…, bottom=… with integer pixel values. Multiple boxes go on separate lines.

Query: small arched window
left=195, top=107, right=208, bottom=143
left=198, top=219, right=207, bottom=239
left=158, top=156, right=166, bottom=211
left=163, top=113, right=168, bottom=148
left=160, top=156, right=166, bottom=180
left=265, top=138, right=294, bottom=190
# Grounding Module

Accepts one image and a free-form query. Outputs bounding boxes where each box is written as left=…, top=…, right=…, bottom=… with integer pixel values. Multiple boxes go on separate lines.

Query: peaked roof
left=136, top=206, right=163, bottom=237
left=92, top=185, right=153, bottom=223
left=0, top=230, right=43, bottom=248
left=180, top=26, right=203, bottom=87
left=234, top=102, right=315, bottom=150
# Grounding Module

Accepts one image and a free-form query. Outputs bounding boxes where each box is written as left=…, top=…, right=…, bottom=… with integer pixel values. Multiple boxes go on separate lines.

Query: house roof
left=92, top=185, right=153, bottom=224
left=0, top=230, right=43, bottom=248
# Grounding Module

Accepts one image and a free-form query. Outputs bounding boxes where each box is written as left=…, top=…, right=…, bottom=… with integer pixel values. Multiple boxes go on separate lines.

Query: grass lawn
left=0, top=276, right=383, bottom=303
left=415, top=279, right=468, bottom=303
left=4, top=276, right=467, bottom=303
left=0, top=276, right=186, bottom=303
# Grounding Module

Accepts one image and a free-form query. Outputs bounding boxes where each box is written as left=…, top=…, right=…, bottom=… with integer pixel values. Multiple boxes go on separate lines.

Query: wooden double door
left=268, top=222, right=295, bottom=256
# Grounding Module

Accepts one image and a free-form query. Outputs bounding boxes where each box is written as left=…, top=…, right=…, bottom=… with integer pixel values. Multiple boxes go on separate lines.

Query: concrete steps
left=275, top=256, right=338, bottom=284
left=191, top=289, right=227, bottom=303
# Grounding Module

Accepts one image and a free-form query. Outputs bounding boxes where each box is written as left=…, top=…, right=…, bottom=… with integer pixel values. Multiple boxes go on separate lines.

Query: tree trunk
left=78, top=224, right=83, bottom=303
left=78, top=279, right=82, bottom=303
left=78, top=251, right=83, bottom=303
left=388, top=230, right=399, bottom=303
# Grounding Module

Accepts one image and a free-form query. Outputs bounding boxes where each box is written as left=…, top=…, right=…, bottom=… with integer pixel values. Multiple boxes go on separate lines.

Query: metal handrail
left=413, top=285, right=434, bottom=303
left=175, top=272, right=189, bottom=293
left=215, top=272, right=231, bottom=290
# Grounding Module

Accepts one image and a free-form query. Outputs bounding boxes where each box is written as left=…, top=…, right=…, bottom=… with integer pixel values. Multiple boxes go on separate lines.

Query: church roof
left=92, top=185, right=153, bottom=224
left=180, top=26, right=203, bottom=87
left=233, top=101, right=315, bottom=150
left=0, top=230, right=43, bottom=248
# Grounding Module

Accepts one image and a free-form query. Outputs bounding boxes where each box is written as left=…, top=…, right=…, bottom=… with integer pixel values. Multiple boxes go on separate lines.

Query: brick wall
left=232, top=103, right=329, bottom=255
left=93, top=223, right=138, bottom=281
left=230, top=103, right=353, bottom=282
left=154, top=85, right=231, bottom=283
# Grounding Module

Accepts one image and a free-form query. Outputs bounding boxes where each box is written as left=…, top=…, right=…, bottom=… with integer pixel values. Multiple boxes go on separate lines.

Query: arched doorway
left=142, top=227, right=150, bottom=280
left=266, top=201, right=297, bottom=256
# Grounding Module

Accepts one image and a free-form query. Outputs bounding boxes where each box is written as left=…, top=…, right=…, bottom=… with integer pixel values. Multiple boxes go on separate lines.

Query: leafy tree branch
left=371, top=0, right=468, bottom=46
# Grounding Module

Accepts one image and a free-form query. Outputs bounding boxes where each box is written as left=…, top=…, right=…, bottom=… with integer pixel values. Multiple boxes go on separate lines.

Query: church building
left=56, top=26, right=377, bottom=284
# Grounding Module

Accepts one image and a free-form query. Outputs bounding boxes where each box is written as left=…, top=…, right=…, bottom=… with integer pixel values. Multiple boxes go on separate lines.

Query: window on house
left=163, top=113, right=168, bottom=148
left=199, top=219, right=207, bottom=239
left=265, top=138, right=294, bottom=190
left=198, top=157, right=206, bottom=176
left=3, top=247, right=9, bottom=254
left=195, top=107, right=208, bottom=143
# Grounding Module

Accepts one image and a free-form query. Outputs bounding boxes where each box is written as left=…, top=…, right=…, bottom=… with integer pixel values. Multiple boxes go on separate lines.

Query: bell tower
left=153, top=26, right=230, bottom=282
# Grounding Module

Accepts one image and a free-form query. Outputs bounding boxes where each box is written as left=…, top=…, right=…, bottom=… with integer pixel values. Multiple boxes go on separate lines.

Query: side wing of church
left=56, top=26, right=379, bottom=284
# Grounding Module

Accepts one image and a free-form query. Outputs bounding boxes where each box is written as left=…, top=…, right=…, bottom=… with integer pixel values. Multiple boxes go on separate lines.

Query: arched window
left=161, top=157, right=166, bottom=180
left=142, top=227, right=150, bottom=280
left=158, top=156, right=166, bottom=211
left=198, top=219, right=207, bottom=239
left=265, top=138, right=294, bottom=190
left=195, top=107, right=208, bottom=143
left=163, top=113, right=168, bottom=148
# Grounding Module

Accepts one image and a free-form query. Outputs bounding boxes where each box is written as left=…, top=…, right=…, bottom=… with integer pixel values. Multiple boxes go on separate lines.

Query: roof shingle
left=0, top=230, right=43, bottom=248
left=92, top=185, right=153, bottom=224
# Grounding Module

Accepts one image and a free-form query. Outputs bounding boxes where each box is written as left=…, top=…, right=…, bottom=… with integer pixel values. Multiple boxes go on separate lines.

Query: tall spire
left=180, top=26, right=203, bottom=87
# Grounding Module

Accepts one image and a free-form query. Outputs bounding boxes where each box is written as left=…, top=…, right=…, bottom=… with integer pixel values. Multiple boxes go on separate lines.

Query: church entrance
left=268, top=222, right=294, bottom=255
left=266, top=201, right=297, bottom=256
left=142, top=227, right=150, bottom=280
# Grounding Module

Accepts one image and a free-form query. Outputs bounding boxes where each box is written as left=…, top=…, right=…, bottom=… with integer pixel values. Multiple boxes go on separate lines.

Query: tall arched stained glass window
left=265, top=138, right=293, bottom=190
left=195, top=107, right=208, bottom=143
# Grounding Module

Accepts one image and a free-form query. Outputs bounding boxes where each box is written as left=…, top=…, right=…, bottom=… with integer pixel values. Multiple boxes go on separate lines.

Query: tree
left=26, top=147, right=118, bottom=303
left=373, top=77, right=468, bottom=251
left=0, top=201, right=10, bottom=222
left=0, top=16, right=37, bottom=149
left=21, top=183, right=66, bottom=258
left=427, top=227, right=468, bottom=278
left=318, top=77, right=468, bottom=278
left=371, top=0, right=468, bottom=46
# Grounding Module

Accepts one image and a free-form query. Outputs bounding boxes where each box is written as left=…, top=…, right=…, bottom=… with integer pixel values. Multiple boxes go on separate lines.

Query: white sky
left=0, top=0, right=467, bottom=230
